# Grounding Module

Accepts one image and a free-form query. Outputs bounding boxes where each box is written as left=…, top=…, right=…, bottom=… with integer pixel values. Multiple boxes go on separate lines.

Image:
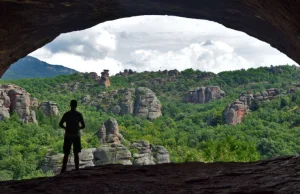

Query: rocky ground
left=1, top=156, right=300, bottom=194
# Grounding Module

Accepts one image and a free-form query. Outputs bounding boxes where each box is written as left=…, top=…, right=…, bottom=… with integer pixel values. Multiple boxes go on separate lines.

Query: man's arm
left=59, top=114, right=66, bottom=129
left=79, top=114, right=85, bottom=130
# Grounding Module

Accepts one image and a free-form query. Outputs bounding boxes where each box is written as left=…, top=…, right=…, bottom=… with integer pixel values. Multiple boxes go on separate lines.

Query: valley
left=1, top=65, right=300, bottom=180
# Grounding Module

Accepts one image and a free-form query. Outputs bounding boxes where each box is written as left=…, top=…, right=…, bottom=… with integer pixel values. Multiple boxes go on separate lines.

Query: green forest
left=1, top=65, right=300, bottom=180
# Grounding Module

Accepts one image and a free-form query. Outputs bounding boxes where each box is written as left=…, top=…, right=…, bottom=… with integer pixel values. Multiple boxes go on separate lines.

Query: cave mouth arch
left=0, top=0, right=300, bottom=76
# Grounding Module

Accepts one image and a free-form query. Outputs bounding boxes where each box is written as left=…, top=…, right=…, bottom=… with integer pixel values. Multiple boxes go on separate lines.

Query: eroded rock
left=131, top=140, right=155, bottom=165
left=100, top=70, right=111, bottom=87
left=39, top=101, right=59, bottom=116
left=224, top=89, right=281, bottom=125
left=94, top=144, right=132, bottom=165
left=184, top=86, right=225, bottom=104
left=42, top=148, right=96, bottom=175
left=152, top=145, right=170, bottom=164
left=83, top=87, right=162, bottom=120
left=134, top=87, right=162, bottom=120
left=95, top=118, right=124, bottom=144
left=7, top=87, right=37, bottom=124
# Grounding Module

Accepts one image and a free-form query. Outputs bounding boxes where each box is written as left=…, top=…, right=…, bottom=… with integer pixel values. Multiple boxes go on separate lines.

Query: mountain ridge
left=2, top=56, right=77, bottom=80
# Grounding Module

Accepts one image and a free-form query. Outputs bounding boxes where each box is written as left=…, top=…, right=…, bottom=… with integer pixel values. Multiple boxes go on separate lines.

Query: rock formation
left=184, top=86, right=225, bottom=104
left=148, top=77, right=177, bottom=86
left=71, top=82, right=80, bottom=92
left=42, top=148, right=96, bottom=174
left=1, top=1, right=300, bottom=78
left=94, top=144, right=132, bottom=166
left=152, top=145, right=170, bottom=164
left=287, top=83, right=300, bottom=94
left=116, top=69, right=136, bottom=77
left=100, top=70, right=111, bottom=87
left=87, top=72, right=100, bottom=81
left=39, top=102, right=59, bottom=117
left=134, top=87, right=162, bottom=120
left=118, top=88, right=135, bottom=115
left=94, top=118, right=132, bottom=165
left=4, top=85, right=37, bottom=124
left=43, top=118, right=170, bottom=174
left=269, top=65, right=284, bottom=74
left=197, top=72, right=216, bottom=80
left=224, top=89, right=281, bottom=125
left=84, top=87, right=162, bottom=120
left=0, top=90, right=10, bottom=120
left=166, top=69, right=181, bottom=76
left=95, top=118, right=125, bottom=144
left=30, top=98, right=39, bottom=108
left=224, top=100, right=249, bottom=126
left=131, top=140, right=155, bottom=165
left=130, top=141, right=170, bottom=165
left=0, top=84, right=56, bottom=123
left=81, top=95, right=91, bottom=104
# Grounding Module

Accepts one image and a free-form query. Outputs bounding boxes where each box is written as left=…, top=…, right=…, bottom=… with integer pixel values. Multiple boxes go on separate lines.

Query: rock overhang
left=0, top=0, right=300, bottom=76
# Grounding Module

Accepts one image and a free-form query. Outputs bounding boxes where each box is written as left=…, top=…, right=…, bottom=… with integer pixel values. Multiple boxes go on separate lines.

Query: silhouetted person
left=59, top=100, right=85, bottom=174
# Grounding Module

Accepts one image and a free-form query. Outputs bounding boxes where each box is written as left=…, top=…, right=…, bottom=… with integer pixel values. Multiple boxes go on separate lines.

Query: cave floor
left=1, top=156, right=300, bottom=194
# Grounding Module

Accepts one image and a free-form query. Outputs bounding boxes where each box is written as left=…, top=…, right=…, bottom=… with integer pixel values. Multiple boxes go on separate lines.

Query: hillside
left=1, top=65, right=300, bottom=180
left=1, top=56, right=77, bottom=80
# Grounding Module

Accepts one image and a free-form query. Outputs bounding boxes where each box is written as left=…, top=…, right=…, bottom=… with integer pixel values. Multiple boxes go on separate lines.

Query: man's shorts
left=63, top=136, right=81, bottom=154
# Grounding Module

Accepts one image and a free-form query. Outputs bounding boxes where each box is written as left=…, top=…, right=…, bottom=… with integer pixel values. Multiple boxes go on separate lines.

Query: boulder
left=71, top=82, right=80, bottom=92
left=42, top=148, right=96, bottom=175
left=133, top=152, right=155, bottom=165
left=152, top=145, right=170, bottom=164
left=119, top=88, right=135, bottom=114
left=94, top=144, right=132, bottom=165
left=7, top=89, right=37, bottom=124
left=88, top=72, right=100, bottom=81
left=95, top=118, right=124, bottom=144
left=39, top=101, right=59, bottom=116
left=167, top=69, right=181, bottom=76
left=0, top=90, right=10, bottom=120
left=82, top=87, right=161, bottom=120
left=41, top=153, right=64, bottom=175
left=81, top=95, right=91, bottom=103
left=184, top=86, right=225, bottom=104
left=30, top=98, right=39, bottom=108
left=131, top=140, right=155, bottom=165
left=111, top=105, right=121, bottom=114
left=100, top=70, right=111, bottom=87
left=224, top=101, right=249, bottom=125
left=224, top=89, right=281, bottom=125
left=0, top=106, right=9, bottom=120
left=134, top=87, right=162, bottom=120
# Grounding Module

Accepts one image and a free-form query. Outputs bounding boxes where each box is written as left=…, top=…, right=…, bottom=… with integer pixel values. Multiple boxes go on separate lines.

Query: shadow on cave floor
left=0, top=156, right=299, bottom=194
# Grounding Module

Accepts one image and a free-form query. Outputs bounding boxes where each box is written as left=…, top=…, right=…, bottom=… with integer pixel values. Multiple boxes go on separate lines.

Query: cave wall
left=0, top=0, right=300, bottom=76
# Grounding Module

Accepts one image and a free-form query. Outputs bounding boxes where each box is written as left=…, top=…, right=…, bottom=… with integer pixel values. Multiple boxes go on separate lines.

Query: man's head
left=70, top=100, right=77, bottom=110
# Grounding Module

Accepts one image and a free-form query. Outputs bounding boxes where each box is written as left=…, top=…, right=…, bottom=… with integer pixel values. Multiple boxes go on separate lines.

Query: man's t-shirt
left=60, top=110, right=84, bottom=137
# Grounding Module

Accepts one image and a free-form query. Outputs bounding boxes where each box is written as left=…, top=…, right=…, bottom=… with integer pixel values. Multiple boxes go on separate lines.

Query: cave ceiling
left=0, top=0, right=299, bottom=76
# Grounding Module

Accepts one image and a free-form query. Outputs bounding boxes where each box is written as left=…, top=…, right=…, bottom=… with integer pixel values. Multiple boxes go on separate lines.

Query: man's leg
left=73, top=136, right=82, bottom=171
left=74, top=153, right=79, bottom=170
left=61, top=154, right=69, bottom=174
left=61, top=136, right=71, bottom=174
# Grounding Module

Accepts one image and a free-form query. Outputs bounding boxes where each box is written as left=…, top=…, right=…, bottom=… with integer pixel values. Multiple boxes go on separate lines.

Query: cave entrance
left=0, top=1, right=300, bottom=75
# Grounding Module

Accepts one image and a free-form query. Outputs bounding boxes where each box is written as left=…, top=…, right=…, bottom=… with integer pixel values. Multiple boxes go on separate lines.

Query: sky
left=30, top=15, right=297, bottom=75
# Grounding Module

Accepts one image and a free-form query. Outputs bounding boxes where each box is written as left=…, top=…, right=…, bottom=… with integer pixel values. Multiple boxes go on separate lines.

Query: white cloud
left=127, top=41, right=253, bottom=73
left=30, top=15, right=297, bottom=75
